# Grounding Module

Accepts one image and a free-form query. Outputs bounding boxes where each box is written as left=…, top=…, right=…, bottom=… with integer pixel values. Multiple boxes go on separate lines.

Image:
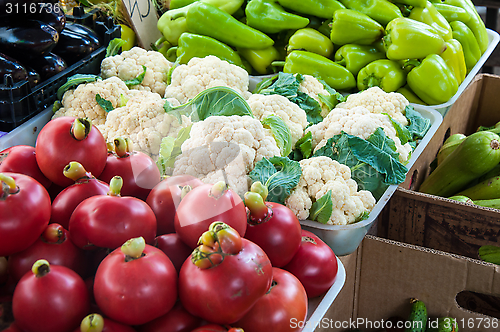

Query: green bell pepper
left=245, top=0, right=310, bottom=34
left=408, top=1, right=453, bottom=41
left=388, top=0, right=427, bottom=8
left=185, top=2, right=274, bottom=49
left=406, top=54, right=459, bottom=105
left=167, top=32, right=244, bottom=67
left=440, top=38, right=467, bottom=85
left=278, top=0, right=346, bottom=19
left=357, top=59, right=406, bottom=92
left=383, top=17, right=447, bottom=60
left=430, top=0, right=488, bottom=53
left=431, top=3, right=472, bottom=23
left=157, top=0, right=243, bottom=45
left=237, top=46, right=281, bottom=74
left=450, top=20, right=481, bottom=73
left=276, top=50, right=356, bottom=91
left=334, top=44, right=386, bottom=75
left=396, top=85, right=427, bottom=105
left=287, top=28, right=334, bottom=58
left=330, top=9, right=384, bottom=46
left=339, top=0, right=403, bottom=27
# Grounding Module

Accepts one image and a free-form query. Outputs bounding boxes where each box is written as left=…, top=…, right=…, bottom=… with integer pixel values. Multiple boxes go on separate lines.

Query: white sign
left=122, top=0, right=162, bottom=50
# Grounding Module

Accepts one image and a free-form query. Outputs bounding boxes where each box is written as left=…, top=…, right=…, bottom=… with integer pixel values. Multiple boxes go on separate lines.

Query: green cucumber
left=420, top=131, right=500, bottom=197
left=428, top=317, right=458, bottom=332
left=473, top=198, right=500, bottom=209
left=405, top=298, right=427, bottom=332
left=457, top=175, right=500, bottom=200
left=448, top=195, right=473, bottom=203
left=436, top=134, right=467, bottom=165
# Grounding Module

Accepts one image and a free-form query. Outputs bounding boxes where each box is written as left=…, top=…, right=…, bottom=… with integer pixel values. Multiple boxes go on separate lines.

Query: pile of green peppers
left=155, top=0, right=489, bottom=105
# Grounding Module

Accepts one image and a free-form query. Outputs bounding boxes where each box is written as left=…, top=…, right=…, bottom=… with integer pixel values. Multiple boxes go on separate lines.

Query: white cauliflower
left=173, top=115, right=281, bottom=196
left=247, top=94, right=308, bottom=146
left=336, top=86, right=409, bottom=126
left=298, top=74, right=332, bottom=118
left=285, top=156, right=376, bottom=225
left=52, top=77, right=130, bottom=126
left=307, top=106, right=413, bottom=163
left=164, top=56, right=252, bottom=104
left=101, top=47, right=171, bottom=96
left=97, top=91, right=190, bottom=160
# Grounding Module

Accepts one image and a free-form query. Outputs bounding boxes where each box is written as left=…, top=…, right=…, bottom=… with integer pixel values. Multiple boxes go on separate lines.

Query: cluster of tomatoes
left=0, top=116, right=339, bottom=332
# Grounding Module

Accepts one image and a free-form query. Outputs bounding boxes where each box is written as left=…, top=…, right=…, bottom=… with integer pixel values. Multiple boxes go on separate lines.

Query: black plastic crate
left=0, top=9, right=120, bottom=132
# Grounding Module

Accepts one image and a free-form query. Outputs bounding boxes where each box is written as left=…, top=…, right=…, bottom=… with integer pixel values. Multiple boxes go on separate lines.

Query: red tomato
left=93, top=243, right=177, bottom=325
left=244, top=202, right=302, bottom=267
left=69, top=194, right=157, bottom=250
left=35, top=117, right=108, bottom=187
left=235, top=267, right=308, bottom=331
left=8, top=224, right=88, bottom=281
left=0, top=172, right=51, bottom=256
left=146, top=175, right=204, bottom=235
left=98, top=149, right=161, bottom=201
left=138, top=301, right=202, bottom=332
left=175, top=183, right=247, bottom=249
left=12, top=260, right=90, bottom=332
left=0, top=145, right=51, bottom=189
left=283, top=229, right=338, bottom=298
left=155, top=233, right=193, bottom=273
left=179, top=238, right=272, bottom=324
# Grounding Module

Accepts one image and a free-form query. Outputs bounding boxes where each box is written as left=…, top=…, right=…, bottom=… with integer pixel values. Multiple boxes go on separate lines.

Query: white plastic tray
left=300, top=105, right=443, bottom=256
left=304, top=256, right=346, bottom=332
left=0, top=107, right=52, bottom=151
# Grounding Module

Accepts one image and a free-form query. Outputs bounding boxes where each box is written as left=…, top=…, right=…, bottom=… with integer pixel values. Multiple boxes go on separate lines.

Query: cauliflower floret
left=307, top=106, right=413, bottom=163
left=52, top=77, right=130, bottom=126
left=173, top=115, right=281, bottom=196
left=97, top=91, right=189, bottom=160
left=247, top=94, right=308, bottom=146
left=298, top=74, right=332, bottom=118
left=336, top=86, right=409, bottom=126
left=285, top=156, right=376, bottom=225
left=164, top=56, right=252, bottom=104
left=101, top=47, right=171, bottom=96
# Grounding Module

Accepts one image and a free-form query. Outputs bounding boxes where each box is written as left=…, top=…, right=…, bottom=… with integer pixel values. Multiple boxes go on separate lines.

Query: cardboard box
left=315, top=235, right=500, bottom=332
left=377, top=74, right=500, bottom=259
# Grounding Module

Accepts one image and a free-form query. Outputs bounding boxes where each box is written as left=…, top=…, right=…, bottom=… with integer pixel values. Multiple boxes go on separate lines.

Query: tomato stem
left=210, top=181, right=227, bottom=199
left=108, top=176, right=123, bottom=196
left=180, top=185, right=192, bottom=200
left=63, top=161, right=91, bottom=182
left=32, top=259, right=50, bottom=277
left=251, top=181, right=268, bottom=201
left=71, top=118, right=92, bottom=141
left=114, top=137, right=131, bottom=158
left=244, top=192, right=270, bottom=222
left=0, top=173, right=17, bottom=193
left=121, top=236, right=146, bottom=260
left=80, top=313, right=104, bottom=332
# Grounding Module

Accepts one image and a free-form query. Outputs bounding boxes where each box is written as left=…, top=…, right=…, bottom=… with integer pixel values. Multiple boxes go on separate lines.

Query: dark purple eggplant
left=64, top=22, right=101, bottom=45
left=28, top=3, right=66, bottom=34
left=25, top=52, right=67, bottom=81
left=0, top=19, right=59, bottom=57
left=24, top=65, right=40, bottom=87
left=52, top=28, right=100, bottom=65
left=0, top=51, right=28, bottom=84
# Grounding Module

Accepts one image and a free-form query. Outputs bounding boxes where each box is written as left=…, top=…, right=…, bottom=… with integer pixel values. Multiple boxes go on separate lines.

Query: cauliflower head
left=285, top=156, right=376, bottom=225
left=298, top=74, right=332, bottom=118
left=97, top=91, right=189, bottom=160
left=307, top=106, right=413, bottom=163
left=247, top=94, right=308, bottom=146
left=101, top=47, right=171, bottom=96
left=173, top=115, right=281, bottom=196
left=52, top=77, right=130, bottom=126
left=336, top=86, right=409, bottom=126
left=164, top=56, right=252, bottom=104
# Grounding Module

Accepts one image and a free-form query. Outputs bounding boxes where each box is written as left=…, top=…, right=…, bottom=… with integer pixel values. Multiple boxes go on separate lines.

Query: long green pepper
left=408, top=1, right=453, bottom=41
left=357, top=59, right=406, bottom=92
left=245, top=0, right=310, bottom=34
left=287, top=28, right=334, bottom=58
left=330, top=9, right=385, bottom=46
left=334, top=44, right=386, bottom=75
left=339, top=0, right=403, bottom=26
left=450, top=20, right=482, bottom=72
left=278, top=0, right=346, bottom=19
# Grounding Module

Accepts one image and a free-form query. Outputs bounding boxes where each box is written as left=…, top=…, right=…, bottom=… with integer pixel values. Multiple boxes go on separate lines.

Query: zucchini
left=448, top=195, right=473, bottom=203
left=420, top=131, right=500, bottom=197
left=428, top=317, right=458, bottom=332
left=473, top=198, right=500, bottom=209
left=405, top=298, right=427, bottom=332
left=436, top=133, right=466, bottom=165
left=457, top=175, right=500, bottom=200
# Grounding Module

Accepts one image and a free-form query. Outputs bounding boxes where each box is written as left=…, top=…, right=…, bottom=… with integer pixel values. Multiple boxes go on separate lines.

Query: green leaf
left=289, top=131, right=313, bottom=161
left=478, top=245, right=500, bottom=265
left=248, top=156, right=302, bottom=204
left=95, top=94, right=114, bottom=112
left=253, top=74, right=279, bottom=94
left=366, top=127, right=399, bottom=160
left=165, top=86, right=253, bottom=121
left=156, top=124, right=192, bottom=175
left=57, top=74, right=100, bottom=100
left=106, top=38, right=127, bottom=57
left=405, top=105, right=431, bottom=140
left=77, top=0, right=92, bottom=6
left=123, top=65, right=147, bottom=87
left=52, top=100, right=62, bottom=113
left=309, top=190, right=333, bottom=224
left=387, top=114, right=411, bottom=145
left=356, top=210, right=371, bottom=222
left=292, top=92, right=324, bottom=125
left=261, top=115, right=293, bottom=157
left=119, top=94, right=129, bottom=108
left=317, top=78, right=346, bottom=111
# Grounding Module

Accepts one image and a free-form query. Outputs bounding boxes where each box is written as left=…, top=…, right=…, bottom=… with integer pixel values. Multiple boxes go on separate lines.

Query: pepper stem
left=271, top=61, right=286, bottom=68
left=402, top=59, right=421, bottom=71
left=251, top=181, right=268, bottom=201
left=108, top=176, right=123, bottom=196
left=121, top=237, right=146, bottom=260
left=114, top=137, right=131, bottom=157
left=63, top=161, right=89, bottom=181
left=32, top=259, right=50, bottom=277
left=335, top=58, right=346, bottom=67
left=80, top=313, right=105, bottom=332
left=365, top=75, right=382, bottom=89
left=71, top=118, right=92, bottom=141
left=166, top=47, right=178, bottom=60
left=244, top=191, right=269, bottom=221
left=210, top=181, right=227, bottom=199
